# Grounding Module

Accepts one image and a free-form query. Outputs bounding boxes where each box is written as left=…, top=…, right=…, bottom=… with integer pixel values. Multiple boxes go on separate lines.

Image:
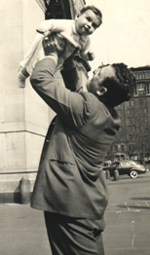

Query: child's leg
left=18, top=33, right=44, bottom=88
left=18, top=67, right=30, bottom=88
left=19, top=33, right=43, bottom=72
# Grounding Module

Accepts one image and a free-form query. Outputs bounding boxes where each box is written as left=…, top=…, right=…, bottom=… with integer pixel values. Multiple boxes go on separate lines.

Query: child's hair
left=100, top=63, right=136, bottom=107
left=79, top=5, right=102, bottom=25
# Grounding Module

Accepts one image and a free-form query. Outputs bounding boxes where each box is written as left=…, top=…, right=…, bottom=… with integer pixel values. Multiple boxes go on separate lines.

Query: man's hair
left=101, top=63, right=136, bottom=107
left=79, top=5, right=102, bottom=25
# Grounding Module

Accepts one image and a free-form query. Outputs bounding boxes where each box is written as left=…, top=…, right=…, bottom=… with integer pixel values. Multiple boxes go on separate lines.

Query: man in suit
left=30, top=34, right=135, bottom=255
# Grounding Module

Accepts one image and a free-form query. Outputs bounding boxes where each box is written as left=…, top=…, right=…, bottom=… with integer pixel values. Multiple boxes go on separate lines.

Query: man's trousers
left=44, top=211, right=105, bottom=255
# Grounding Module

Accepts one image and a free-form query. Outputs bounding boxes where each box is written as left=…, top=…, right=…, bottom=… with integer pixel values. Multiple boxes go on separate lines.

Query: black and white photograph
left=0, top=1, right=150, bottom=254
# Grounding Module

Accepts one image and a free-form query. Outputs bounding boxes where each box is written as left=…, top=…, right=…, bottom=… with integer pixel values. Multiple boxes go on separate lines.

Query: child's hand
left=88, top=51, right=95, bottom=61
left=36, top=29, right=51, bottom=37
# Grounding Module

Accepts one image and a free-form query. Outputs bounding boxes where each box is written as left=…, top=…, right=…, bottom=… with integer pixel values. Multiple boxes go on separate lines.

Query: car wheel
left=130, top=170, right=138, bottom=179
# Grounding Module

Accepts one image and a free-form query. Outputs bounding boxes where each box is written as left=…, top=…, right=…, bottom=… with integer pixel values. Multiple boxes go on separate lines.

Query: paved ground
left=0, top=171, right=150, bottom=255
left=103, top=171, right=150, bottom=255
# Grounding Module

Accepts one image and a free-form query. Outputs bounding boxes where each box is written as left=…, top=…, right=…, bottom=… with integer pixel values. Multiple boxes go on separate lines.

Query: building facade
left=0, top=0, right=88, bottom=202
left=106, top=66, right=150, bottom=162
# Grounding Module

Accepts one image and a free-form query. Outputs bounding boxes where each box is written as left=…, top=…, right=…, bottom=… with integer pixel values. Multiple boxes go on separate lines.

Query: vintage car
left=105, top=160, right=146, bottom=179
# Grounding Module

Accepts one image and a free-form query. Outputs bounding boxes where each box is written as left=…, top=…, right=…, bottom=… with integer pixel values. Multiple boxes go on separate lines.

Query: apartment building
left=107, top=65, right=150, bottom=161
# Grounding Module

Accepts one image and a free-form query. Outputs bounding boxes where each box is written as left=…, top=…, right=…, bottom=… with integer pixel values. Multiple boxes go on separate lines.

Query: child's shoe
left=18, top=73, right=26, bottom=88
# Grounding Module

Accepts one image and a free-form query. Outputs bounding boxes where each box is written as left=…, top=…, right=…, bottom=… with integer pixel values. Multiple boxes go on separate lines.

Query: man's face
left=86, top=65, right=116, bottom=94
left=75, top=10, right=101, bottom=36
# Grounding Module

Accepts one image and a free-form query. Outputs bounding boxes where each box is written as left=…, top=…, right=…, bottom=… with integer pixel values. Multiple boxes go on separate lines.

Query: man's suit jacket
left=30, top=57, right=120, bottom=220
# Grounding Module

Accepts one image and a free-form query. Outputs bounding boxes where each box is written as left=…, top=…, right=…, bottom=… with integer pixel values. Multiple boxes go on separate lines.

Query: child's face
left=75, top=10, right=101, bottom=36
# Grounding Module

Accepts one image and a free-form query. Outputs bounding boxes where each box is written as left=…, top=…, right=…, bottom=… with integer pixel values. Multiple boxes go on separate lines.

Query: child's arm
left=79, top=38, right=95, bottom=61
left=36, top=19, right=70, bottom=35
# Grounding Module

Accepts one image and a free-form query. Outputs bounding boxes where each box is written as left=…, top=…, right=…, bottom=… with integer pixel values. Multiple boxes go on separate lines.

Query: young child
left=18, top=5, right=102, bottom=88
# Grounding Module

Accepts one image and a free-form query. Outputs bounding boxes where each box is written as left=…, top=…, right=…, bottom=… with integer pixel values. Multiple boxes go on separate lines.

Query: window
left=132, top=126, right=136, bottom=132
left=127, top=109, right=131, bottom=115
left=115, top=145, right=118, bottom=152
left=118, top=110, right=122, bottom=117
left=137, top=83, right=146, bottom=95
left=129, top=144, right=134, bottom=151
left=131, top=109, right=135, bottom=116
left=112, top=146, right=115, bottom=153
left=146, top=73, right=149, bottom=78
left=129, top=135, right=132, bottom=140
left=121, top=145, right=124, bottom=151
left=127, top=118, right=131, bottom=125
left=134, top=84, right=138, bottom=95
left=146, top=82, right=150, bottom=94
left=119, top=136, right=123, bottom=142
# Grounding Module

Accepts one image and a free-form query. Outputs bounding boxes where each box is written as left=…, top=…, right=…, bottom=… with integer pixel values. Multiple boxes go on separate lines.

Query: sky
left=85, top=0, right=150, bottom=72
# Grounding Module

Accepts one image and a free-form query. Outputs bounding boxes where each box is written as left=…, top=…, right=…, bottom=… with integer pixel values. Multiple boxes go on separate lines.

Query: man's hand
left=42, top=32, right=66, bottom=57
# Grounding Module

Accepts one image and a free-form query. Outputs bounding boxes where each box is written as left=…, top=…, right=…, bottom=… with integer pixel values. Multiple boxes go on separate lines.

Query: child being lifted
left=18, top=5, right=102, bottom=88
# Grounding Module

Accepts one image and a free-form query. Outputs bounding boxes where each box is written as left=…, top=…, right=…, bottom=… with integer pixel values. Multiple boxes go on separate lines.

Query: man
left=30, top=34, right=135, bottom=255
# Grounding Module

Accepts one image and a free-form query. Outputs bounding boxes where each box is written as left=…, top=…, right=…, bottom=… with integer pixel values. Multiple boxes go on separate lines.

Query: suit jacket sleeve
left=30, top=57, right=91, bottom=127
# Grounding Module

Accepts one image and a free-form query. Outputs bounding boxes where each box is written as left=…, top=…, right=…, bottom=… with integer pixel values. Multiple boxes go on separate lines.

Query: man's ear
left=96, top=87, right=107, bottom=96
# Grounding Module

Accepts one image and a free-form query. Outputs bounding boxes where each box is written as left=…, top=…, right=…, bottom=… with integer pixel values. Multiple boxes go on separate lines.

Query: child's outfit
left=18, top=19, right=93, bottom=88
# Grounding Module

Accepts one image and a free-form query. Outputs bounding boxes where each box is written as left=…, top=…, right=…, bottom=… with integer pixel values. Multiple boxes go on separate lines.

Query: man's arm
left=30, top=57, right=90, bottom=127
left=61, top=48, right=80, bottom=92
